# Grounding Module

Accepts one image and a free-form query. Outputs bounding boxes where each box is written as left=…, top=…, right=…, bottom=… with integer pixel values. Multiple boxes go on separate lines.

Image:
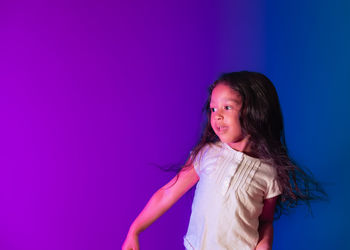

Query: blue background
left=264, top=1, right=350, bottom=249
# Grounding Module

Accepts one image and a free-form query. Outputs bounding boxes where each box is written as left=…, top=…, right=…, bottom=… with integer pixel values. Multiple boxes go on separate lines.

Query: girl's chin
left=218, top=136, right=247, bottom=144
left=218, top=137, right=233, bottom=144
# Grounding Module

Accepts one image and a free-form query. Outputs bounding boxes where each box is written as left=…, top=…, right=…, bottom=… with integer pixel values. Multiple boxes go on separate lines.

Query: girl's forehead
left=210, top=84, right=241, bottom=103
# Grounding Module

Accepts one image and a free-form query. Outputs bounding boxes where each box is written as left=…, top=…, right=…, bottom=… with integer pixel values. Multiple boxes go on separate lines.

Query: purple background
left=1, top=1, right=349, bottom=249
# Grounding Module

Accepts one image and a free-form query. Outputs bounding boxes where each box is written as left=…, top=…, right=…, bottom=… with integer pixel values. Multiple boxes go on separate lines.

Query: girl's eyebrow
left=210, top=98, right=241, bottom=104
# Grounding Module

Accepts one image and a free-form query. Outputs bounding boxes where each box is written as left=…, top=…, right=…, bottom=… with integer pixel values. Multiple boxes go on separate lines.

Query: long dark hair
left=183, top=71, right=327, bottom=218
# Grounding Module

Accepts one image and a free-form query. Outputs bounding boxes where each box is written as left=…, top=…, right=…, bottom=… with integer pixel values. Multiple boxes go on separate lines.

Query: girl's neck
left=226, top=135, right=256, bottom=157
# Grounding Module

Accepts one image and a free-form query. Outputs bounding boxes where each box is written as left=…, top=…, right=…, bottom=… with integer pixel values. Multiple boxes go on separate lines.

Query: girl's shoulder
left=196, top=141, right=222, bottom=155
left=191, top=142, right=222, bottom=171
left=257, top=161, right=278, bottom=178
left=250, top=159, right=280, bottom=194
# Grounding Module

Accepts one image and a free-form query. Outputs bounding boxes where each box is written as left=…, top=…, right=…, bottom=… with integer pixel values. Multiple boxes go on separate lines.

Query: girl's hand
left=122, top=232, right=140, bottom=250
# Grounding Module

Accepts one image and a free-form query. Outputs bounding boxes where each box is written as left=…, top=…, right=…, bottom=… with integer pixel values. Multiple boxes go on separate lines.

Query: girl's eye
left=210, top=107, right=217, bottom=112
left=225, top=106, right=232, bottom=110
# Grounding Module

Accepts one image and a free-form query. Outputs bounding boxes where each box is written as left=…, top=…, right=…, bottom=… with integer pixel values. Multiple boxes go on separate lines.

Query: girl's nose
left=215, top=112, right=223, bottom=120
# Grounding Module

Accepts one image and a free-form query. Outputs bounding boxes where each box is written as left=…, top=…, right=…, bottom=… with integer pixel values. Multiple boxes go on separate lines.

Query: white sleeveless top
left=184, top=141, right=282, bottom=250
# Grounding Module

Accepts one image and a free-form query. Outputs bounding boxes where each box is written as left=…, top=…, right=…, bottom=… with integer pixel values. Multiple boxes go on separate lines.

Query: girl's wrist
left=128, top=224, right=141, bottom=236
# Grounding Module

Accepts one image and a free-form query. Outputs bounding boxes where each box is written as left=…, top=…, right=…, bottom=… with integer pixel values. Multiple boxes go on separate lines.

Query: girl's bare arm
left=122, top=163, right=199, bottom=250
left=255, top=196, right=279, bottom=250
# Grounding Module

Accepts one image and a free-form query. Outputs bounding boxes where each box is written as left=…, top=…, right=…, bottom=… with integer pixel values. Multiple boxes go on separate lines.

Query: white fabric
left=184, top=141, right=282, bottom=250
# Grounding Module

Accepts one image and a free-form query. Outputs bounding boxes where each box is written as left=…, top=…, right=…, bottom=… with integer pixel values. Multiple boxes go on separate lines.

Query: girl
left=122, top=71, right=326, bottom=250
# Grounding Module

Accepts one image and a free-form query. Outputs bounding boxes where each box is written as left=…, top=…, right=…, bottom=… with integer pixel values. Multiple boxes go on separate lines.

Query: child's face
left=210, top=83, right=248, bottom=150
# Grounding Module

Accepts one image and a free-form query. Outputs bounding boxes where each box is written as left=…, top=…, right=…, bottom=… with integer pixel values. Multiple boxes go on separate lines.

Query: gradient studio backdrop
left=0, top=1, right=349, bottom=250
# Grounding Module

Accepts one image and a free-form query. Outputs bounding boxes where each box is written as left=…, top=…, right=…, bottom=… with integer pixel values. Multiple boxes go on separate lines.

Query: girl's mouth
left=218, top=126, right=228, bottom=133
